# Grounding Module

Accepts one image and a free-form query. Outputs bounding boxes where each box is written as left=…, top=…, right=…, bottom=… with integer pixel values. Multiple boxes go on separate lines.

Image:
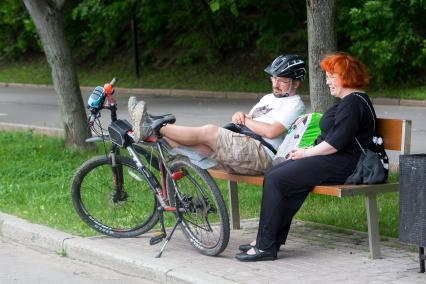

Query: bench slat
left=312, top=183, right=399, bottom=197
left=209, top=169, right=398, bottom=197
left=208, top=169, right=264, bottom=185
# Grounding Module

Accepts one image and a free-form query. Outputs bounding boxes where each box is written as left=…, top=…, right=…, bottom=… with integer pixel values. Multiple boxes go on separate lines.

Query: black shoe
left=239, top=243, right=282, bottom=252
left=235, top=247, right=277, bottom=262
left=238, top=243, right=254, bottom=252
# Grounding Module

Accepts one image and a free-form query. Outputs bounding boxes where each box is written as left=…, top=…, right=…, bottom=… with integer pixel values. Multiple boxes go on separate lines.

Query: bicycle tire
left=166, top=157, right=230, bottom=256
left=71, top=155, right=159, bottom=238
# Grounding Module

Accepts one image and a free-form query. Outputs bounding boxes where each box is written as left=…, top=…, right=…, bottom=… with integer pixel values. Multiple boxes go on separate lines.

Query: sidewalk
left=0, top=212, right=424, bottom=283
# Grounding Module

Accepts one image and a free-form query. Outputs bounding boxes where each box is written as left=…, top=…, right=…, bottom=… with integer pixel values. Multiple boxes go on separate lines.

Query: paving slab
left=0, top=212, right=424, bottom=283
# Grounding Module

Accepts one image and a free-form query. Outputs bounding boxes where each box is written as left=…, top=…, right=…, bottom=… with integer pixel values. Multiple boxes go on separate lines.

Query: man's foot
left=128, top=96, right=153, bottom=141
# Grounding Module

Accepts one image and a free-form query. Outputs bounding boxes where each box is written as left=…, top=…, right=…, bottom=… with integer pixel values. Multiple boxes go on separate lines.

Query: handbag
left=222, top=122, right=277, bottom=154
left=345, top=137, right=388, bottom=184
left=345, top=94, right=389, bottom=185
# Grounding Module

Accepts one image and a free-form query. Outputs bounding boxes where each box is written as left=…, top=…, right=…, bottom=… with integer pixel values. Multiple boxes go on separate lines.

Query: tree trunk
left=22, top=0, right=91, bottom=149
left=306, top=0, right=337, bottom=113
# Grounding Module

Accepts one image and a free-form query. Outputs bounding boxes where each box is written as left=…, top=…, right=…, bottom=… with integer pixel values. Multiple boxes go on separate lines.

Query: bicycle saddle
left=148, top=113, right=176, bottom=132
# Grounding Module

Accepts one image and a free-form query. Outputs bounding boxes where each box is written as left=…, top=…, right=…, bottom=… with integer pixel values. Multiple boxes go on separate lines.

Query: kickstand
left=149, top=207, right=167, bottom=246
left=155, top=214, right=182, bottom=258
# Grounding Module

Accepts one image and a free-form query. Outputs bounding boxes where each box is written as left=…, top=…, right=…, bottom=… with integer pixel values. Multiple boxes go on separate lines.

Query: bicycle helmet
left=265, top=54, right=306, bottom=81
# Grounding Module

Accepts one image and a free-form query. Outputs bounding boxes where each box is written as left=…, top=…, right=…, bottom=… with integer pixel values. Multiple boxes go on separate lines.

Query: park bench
left=208, top=118, right=412, bottom=259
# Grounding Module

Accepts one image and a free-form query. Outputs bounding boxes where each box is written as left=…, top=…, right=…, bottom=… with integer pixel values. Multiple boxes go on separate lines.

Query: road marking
left=0, top=113, right=8, bottom=116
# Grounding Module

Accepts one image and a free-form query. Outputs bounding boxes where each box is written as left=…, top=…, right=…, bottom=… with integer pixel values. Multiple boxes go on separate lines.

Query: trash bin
left=399, top=154, right=426, bottom=273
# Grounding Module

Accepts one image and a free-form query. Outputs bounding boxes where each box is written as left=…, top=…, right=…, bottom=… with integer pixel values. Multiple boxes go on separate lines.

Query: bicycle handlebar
left=87, top=77, right=118, bottom=124
left=104, top=77, right=117, bottom=97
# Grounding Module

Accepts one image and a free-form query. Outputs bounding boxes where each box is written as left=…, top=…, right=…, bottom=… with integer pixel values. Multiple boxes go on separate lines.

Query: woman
left=236, top=52, right=377, bottom=262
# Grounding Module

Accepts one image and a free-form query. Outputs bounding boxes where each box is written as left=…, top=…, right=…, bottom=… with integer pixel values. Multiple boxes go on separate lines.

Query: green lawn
left=0, top=57, right=425, bottom=100
left=0, top=131, right=400, bottom=238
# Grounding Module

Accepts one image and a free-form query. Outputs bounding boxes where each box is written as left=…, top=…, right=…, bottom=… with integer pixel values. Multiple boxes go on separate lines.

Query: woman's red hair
left=320, top=53, right=369, bottom=89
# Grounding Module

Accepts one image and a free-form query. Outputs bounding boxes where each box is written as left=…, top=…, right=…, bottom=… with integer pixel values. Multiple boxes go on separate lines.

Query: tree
left=22, top=0, right=91, bottom=149
left=306, top=0, right=337, bottom=113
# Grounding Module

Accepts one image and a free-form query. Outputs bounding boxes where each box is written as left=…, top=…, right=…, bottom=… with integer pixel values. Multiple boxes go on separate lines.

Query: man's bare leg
left=160, top=124, right=219, bottom=155
left=128, top=96, right=219, bottom=155
left=165, top=137, right=213, bottom=156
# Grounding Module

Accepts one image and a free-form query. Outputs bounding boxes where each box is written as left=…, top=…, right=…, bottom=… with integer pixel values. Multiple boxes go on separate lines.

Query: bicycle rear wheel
left=166, top=157, right=230, bottom=256
left=71, top=155, right=159, bottom=238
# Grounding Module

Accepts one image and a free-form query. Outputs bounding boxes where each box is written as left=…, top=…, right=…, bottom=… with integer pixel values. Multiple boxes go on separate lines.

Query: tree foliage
left=2, top=0, right=425, bottom=86
left=339, top=0, right=426, bottom=83
left=0, top=1, right=40, bottom=59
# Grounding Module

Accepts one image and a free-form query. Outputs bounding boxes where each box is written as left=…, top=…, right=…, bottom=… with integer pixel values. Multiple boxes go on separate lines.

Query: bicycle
left=70, top=78, right=230, bottom=257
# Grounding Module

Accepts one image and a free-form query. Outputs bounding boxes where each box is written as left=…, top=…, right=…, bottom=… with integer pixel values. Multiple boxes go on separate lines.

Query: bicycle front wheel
left=167, top=157, right=230, bottom=256
left=71, top=155, right=159, bottom=238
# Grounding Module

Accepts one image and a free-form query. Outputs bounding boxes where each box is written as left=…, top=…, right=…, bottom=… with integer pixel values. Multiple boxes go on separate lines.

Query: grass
left=0, top=57, right=271, bottom=93
left=0, top=57, right=425, bottom=100
left=0, top=131, right=95, bottom=235
left=0, top=131, right=400, bottom=238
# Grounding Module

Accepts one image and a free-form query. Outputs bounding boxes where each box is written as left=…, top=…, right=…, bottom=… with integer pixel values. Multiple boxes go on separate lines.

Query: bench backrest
left=376, top=118, right=411, bottom=155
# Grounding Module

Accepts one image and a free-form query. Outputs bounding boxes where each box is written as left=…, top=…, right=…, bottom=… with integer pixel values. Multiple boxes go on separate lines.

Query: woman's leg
left=256, top=175, right=310, bottom=252
left=254, top=155, right=357, bottom=253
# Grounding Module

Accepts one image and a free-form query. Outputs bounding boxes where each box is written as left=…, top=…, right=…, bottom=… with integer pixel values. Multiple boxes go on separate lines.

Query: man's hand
left=232, top=111, right=250, bottom=125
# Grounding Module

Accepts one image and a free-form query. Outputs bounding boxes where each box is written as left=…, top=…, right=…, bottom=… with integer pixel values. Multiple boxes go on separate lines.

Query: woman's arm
left=289, top=141, right=337, bottom=160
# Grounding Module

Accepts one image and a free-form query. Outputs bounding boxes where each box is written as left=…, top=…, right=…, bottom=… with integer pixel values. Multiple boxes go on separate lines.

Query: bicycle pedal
left=149, top=235, right=164, bottom=245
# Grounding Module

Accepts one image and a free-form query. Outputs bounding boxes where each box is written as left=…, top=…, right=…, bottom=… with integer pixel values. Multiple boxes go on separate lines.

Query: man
left=128, top=54, right=306, bottom=175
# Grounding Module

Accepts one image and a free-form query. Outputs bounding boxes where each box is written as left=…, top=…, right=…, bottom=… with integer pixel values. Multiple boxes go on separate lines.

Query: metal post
left=365, top=193, right=381, bottom=259
left=228, top=180, right=241, bottom=230
left=420, top=247, right=425, bottom=273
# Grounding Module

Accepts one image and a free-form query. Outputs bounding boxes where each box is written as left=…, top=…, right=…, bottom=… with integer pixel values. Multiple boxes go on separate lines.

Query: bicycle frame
left=90, top=101, right=180, bottom=212
left=80, top=79, right=229, bottom=258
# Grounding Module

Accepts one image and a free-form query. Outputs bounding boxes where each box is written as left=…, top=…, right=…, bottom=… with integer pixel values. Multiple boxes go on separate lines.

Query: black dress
left=255, top=92, right=376, bottom=253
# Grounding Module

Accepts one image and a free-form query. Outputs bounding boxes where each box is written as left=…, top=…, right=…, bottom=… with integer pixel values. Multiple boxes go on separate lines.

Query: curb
left=0, top=122, right=63, bottom=136
left=0, top=212, right=234, bottom=284
left=1, top=82, right=424, bottom=106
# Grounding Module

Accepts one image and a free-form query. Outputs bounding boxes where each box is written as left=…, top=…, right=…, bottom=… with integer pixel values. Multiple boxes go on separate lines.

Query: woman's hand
left=289, top=148, right=307, bottom=160
left=289, top=142, right=338, bottom=160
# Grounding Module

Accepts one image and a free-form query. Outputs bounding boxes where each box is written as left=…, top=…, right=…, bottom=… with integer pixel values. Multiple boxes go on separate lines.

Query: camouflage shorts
left=209, top=128, right=272, bottom=175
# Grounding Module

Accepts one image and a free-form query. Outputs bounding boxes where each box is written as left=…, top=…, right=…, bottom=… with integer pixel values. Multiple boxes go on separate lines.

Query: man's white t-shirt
left=249, top=93, right=306, bottom=157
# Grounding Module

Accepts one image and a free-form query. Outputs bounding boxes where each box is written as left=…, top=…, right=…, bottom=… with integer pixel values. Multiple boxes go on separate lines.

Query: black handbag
left=345, top=94, right=389, bottom=185
left=345, top=137, right=388, bottom=184
left=222, top=122, right=277, bottom=154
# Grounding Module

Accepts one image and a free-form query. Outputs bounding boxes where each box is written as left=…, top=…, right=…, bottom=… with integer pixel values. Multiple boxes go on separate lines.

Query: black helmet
left=265, top=54, right=306, bottom=81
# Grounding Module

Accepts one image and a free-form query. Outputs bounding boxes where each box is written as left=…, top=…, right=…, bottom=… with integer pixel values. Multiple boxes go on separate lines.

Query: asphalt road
left=0, top=236, right=156, bottom=284
left=0, top=86, right=425, bottom=163
left=0, top=86, right=255, bottom=128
